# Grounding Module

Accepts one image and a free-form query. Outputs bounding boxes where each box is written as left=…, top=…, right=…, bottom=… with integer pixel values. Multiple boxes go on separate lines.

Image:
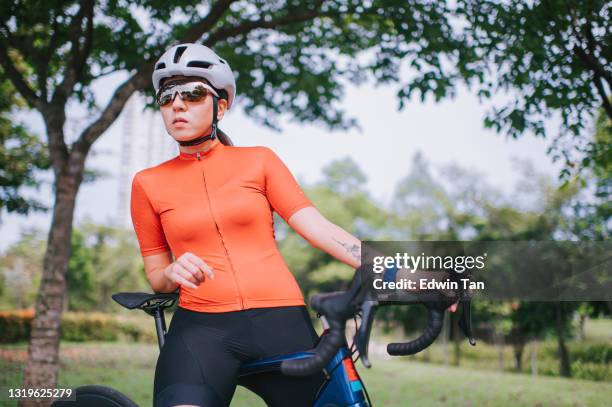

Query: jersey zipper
left=197, top=153, right=245, bottom=309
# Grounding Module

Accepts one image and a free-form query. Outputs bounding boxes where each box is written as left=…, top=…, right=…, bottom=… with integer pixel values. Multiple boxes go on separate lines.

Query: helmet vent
left=155, top=62, right=166, bottom=70
left=219, top=59, right=227, bottom=65
left=173, top=46, right=188, bottom=63
left=187, top=61, right=212, bottom=69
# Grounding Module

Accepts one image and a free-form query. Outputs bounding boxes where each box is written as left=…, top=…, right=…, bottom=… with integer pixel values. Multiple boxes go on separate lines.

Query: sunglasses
left=156, top=81, right=219, bottom=107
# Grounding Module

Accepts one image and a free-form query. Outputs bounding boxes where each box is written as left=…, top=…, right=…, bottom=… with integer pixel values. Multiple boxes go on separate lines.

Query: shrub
left=60, top=313, right=120, bottom=342
left=0, top=310, right=156, bottom=343
left=572, top=360, right=611, bottom=382
left=0, top=309, right=34, bottom=343
left=570, top=342, right=611, bottom=364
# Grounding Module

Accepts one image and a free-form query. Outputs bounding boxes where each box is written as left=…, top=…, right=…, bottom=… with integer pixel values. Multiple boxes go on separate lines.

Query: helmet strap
left=177, top=96, right=219, bottom=147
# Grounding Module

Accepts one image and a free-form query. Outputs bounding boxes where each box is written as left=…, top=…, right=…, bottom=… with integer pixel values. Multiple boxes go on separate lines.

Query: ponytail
left=216, top=128, right=233, bottom=146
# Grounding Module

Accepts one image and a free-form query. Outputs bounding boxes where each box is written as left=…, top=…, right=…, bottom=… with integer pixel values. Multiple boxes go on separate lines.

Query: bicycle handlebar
left=281, top=291, right=355, bottom=376
left=280, top=265, right=475, bottom=377
left=387, top=307, right=444, bottom=355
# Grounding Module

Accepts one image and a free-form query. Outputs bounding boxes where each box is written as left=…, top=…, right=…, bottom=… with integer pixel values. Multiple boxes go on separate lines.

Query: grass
left=584, top=318, right=612, bottom=341
left=367, top=317, right=611, bottom=381
left=1, top=342, right=611, bottom=407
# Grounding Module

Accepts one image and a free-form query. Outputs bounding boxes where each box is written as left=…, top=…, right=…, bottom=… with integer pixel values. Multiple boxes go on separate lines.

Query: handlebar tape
left=280, top=265, right=377, bottom=376
left=387, top=308, right=444, bottom=355
left=280, top=318, right=346, bottom=376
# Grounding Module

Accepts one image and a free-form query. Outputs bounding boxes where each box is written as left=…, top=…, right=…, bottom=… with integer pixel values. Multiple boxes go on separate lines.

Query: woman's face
left=159, top=76, right=227, bottom=143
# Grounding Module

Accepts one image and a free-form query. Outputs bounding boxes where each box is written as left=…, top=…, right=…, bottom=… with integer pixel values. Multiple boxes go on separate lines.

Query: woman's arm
left=143, top=252, right=179, bottom=292
left=142, top=251, right=214, bottom=292
left=288, top=207, right=362, bottom=268
left=289, top=207, right=459, bottom=312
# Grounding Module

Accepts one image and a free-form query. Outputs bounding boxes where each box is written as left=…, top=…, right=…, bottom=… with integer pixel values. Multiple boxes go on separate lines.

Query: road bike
left=52, top=266, right=475, bottom=406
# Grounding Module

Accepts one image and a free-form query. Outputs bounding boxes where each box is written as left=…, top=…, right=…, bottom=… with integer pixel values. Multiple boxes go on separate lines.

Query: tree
left=0, top=229, right=45, bottom=310
left=391, top=152, right=451, bottom=238
left=0, top=77, right=50, bottom=221
left=78, top=222, right=148, bottom=312
left=568, top=107, right=611, bottom=240
left=1, top=0, right=609, bottom=398
left=279, top=158, right=389, bottom=295
left=0, top=2, right=475, bottom=396
left=456, top=0, right=611, bottom=179
left=65, top=229, right=96, bottom=311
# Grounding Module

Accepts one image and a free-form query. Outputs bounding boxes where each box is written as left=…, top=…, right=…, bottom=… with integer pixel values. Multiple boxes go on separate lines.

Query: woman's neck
left=177, top=135, right=218, bottom=155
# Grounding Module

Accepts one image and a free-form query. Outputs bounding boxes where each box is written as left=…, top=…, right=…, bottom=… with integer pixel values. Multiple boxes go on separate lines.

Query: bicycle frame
left=239, top=346, right=369, bottom=407
left=152, top=304, right=369, bottom=406
left=107, top=292, right=370, bottom=406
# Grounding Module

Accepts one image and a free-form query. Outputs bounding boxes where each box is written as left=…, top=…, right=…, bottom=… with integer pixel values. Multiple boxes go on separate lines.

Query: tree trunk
left=555, top=303, right=572, bottom=378
left=20, top=166, right=83, bottom=406
left=452, top=315, right=461, bottom=367
left=513, top=342, right=524, bottom=372
left=442, top=311, right=450, bottom=366
left=578, top=314, right=587, bottom=342
left=495, top=332, right=505, bottom=372
left=100, top=284, right=110, bottom=312
left=422, top=346, right=431, bottom=362
left=530, top=341, right=538, bottom=376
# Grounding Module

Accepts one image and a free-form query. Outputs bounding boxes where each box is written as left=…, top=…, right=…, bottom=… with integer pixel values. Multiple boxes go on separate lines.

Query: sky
left=0, top=69, right=562, bottom=252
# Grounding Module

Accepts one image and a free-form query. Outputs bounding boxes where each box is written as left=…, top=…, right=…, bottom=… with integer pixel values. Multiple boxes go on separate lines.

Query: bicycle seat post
left=153, top=306, right=168, bottom=350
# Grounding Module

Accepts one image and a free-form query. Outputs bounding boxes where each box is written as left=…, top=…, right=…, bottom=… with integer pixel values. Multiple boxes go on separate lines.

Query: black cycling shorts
left=154, top=305, right=324, bottom=407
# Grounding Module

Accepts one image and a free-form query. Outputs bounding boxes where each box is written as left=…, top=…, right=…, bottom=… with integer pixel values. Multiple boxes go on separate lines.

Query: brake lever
left=354, top=300, right=378, bottom=368
left=457, top=298, right=476, bottom=346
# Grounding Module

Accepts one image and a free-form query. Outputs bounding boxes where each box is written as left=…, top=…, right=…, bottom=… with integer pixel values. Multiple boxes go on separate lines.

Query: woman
left=131, top=43, right=364, bottom=407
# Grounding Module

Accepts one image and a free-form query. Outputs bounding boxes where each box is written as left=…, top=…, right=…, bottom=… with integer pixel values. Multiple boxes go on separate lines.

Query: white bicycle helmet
left=152, top=43, right=236, bottom=109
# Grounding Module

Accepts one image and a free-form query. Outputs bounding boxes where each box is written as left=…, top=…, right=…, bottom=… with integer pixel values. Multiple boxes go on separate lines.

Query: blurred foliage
left=457, top=0, right=611, bottom=181
left=0, top=309, right=156, bottom=343
left=0, top=75, right=50, bottom=220
left=1, top=0, right=609, bottom=387
left=278, top=157, right=389, bottom=295
left=1, top=150, right=609, bottom=378
left=73, top=222, right=150, bottom=311
left=0, top=223, right=149, bottom=311
left=0, top=229, right=45, bottom=309
left=0, top=1, right=608, bottom=177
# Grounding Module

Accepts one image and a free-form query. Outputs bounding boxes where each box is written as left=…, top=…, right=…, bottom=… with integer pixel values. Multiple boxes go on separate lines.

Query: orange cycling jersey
left=130, top=139, right=313, bottom=312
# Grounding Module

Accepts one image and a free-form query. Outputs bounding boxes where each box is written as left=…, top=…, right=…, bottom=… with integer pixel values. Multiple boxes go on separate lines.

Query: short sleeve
left=130, top=174, right=171, bottom=256
left=263, top=148, right=313, bottom=222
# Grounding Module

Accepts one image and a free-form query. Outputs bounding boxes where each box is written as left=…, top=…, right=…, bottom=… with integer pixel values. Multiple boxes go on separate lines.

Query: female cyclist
left=130, top=43, right=366, bottom=407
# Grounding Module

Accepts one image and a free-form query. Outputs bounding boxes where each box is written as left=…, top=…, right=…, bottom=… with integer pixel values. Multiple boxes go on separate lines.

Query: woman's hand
left=396, top=268, right=458, bottom=312
left=163, top=252, right=214, bottom=289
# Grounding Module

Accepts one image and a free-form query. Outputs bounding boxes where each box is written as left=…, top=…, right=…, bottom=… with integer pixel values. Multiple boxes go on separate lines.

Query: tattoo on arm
left=333, top=238, right=361, bottom=261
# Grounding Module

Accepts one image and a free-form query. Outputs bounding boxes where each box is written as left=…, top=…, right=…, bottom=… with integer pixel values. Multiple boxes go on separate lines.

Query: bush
left=0, top=309, right=34, bottom=343
left=116, top=319, right=157, bottom=343
left=572, top=360, right=611, bottom=382
left=570, top=342, right=611, bottom=364
left=0, top=310, right=156, bottom=343
left=60, top=313, right=120, bottom=342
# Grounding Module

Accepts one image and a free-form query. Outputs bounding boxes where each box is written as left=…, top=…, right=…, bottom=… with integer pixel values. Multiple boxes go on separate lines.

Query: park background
left=0, top=1, right=610, bottom=406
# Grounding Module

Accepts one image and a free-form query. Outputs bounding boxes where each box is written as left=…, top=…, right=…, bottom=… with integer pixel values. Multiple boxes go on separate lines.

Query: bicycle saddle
left=112, top=292, right=178, bottom=310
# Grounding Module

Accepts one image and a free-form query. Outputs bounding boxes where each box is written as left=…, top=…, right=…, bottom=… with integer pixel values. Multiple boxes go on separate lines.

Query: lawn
left=1, top=342, right=610, bottom=407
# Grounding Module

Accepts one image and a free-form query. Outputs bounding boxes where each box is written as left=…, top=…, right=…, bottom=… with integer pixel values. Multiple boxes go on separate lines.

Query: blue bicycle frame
left=109, top=292, right=370, bottom=407
left=240, top=347, right=369, bottom=407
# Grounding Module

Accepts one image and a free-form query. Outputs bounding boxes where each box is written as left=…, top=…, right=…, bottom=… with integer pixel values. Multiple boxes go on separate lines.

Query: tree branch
left=565, top=7, right=612, bottom=120
left=592, top=75, right=612, bottom=120
left=72, top=71, right=149, bottom=154
left=73, top=0, right=326, bottom=155
left=205, top=1, right=325, bottom=47
left=0, top=35, right=41, bottom=109
left=77, top=1, right=95, bottom=83
left=582, top=19, right=612, bottom=91
left=39, top=10, right=64, bottom=102
left=51, top=0, right=94, bottom=107
left=181, top=0, right=239, bottom=43
left=574, top=44, right=612, bottom=120
left=73, top=0, right=238, bottom=153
